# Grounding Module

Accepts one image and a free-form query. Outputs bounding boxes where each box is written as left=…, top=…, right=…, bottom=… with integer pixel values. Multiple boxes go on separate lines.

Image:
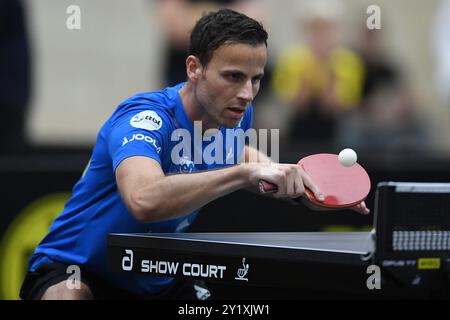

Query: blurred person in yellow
left=272, top=0, right=364, bottom=149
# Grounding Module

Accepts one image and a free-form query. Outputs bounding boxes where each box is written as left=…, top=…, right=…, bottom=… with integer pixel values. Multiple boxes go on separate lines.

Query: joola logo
left=122, top=133, right=162, bottom=153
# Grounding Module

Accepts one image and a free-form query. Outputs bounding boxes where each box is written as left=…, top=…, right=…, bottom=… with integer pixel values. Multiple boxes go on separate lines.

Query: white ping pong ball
left=338, top=148, right=357, bottom=167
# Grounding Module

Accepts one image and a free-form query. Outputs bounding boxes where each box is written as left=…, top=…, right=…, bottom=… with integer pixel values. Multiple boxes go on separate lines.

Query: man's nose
left=237, top=80, right=254, bottom=102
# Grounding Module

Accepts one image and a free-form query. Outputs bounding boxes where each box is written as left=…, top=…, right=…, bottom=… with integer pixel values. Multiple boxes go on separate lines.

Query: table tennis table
left=108, top=182, right=450, bottom=298
left=108, top=232, right=375, bottom=292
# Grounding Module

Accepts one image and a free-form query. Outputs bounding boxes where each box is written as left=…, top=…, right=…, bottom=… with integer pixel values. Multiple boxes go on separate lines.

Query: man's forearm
left=131, top=147, right=273, bottom=223
left=134, top=164, right=251, bottom=223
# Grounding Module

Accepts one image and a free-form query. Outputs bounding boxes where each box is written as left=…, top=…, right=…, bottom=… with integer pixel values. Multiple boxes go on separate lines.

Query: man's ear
left=186, top=55, right=203, bottom=83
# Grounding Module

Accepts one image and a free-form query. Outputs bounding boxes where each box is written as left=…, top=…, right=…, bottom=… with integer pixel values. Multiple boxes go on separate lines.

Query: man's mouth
left=227, top=107, right=245, bottom=119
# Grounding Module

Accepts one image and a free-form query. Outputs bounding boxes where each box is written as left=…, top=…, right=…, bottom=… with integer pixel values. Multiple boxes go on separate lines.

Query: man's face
left=195, top=43, right=267, bottom=128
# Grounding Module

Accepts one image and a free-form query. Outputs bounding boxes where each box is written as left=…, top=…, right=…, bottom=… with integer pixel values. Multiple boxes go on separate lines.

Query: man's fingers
left=300, top=196, right=333, bottom=211
left=300, top=170, right=324, bottom=201
left=360, top=201, right=370, bottom=214
left=272, top=170, right=286, bottom=198
left=291, top=166, right=304, bottom=198
left=285, top=170, right=295, bottom=197
left=351, top=202, right=370, bottom=215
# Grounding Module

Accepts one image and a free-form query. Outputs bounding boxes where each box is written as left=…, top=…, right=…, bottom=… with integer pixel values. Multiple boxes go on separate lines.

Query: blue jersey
left=28, top=82, right=253, bottom=295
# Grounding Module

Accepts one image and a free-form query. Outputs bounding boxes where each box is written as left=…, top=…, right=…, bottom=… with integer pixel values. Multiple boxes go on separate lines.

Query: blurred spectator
left=156, top=0, right=267, bottom=86
left=0, top=0, right=31, bottom=153
left=357, top=29, right=399, bottom=102
left=272, top=0, right=364, bottom=150
left=431, top=0, right=450, bottom=108
left=336, top=26, right=429, bottom=151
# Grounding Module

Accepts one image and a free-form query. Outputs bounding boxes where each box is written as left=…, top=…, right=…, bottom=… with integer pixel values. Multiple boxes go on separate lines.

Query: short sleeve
left=107, top=108, right=173, bottom=171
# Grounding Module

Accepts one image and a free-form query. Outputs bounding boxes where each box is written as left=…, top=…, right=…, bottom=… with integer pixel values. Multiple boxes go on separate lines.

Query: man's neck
left=178, top=82, right=218, bottom=132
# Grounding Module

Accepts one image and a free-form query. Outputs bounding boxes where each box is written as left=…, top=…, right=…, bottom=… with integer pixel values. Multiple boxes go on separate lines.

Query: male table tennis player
left=20, top=9, right=369, bottom=300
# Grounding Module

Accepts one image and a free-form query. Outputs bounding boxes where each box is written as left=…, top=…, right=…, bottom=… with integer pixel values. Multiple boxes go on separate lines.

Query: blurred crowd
left=156, top=0, right=441, bottom=155
left=2, top=0, right=450, bottom=156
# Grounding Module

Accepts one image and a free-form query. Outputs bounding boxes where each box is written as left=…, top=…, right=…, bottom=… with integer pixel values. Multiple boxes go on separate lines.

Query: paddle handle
left=258, top=180, right=278, bottom=194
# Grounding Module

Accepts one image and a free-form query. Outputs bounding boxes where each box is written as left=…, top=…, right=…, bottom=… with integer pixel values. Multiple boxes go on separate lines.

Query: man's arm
left=116, top=156, right=249, bottom=223
left=116, top=155, right=324, bottom=223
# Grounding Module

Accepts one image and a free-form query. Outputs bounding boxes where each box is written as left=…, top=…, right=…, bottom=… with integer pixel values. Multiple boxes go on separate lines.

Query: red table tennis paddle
left=258, top=153, right=371, bottom=208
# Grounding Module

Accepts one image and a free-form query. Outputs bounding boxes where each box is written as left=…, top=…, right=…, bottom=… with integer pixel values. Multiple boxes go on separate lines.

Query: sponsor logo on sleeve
left=122, top=133, right=162, bottom=154
left=130, top=110, right=163, bottom=131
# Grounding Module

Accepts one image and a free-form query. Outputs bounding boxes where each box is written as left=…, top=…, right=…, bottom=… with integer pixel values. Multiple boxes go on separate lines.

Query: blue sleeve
left=107, top=108, right=173, bottom=171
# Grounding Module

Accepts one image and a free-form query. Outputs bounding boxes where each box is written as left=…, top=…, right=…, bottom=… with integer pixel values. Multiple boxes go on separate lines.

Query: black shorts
left=20, top=262, right=211, bottom=300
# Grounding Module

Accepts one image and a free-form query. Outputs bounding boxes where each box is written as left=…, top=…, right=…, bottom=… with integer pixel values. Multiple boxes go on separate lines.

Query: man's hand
left=245, top=162, right=325, bottom=201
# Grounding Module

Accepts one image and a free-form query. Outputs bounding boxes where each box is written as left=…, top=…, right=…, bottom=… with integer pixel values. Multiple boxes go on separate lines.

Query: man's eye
left=252, top=77, right=261, bottom=84
left=226, top=74, right=242, bottom=81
